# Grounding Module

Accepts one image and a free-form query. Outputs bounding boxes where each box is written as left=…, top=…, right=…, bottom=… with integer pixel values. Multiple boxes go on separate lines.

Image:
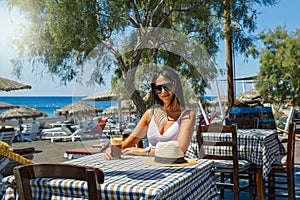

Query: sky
left=0, top=0, right=299, bottom=97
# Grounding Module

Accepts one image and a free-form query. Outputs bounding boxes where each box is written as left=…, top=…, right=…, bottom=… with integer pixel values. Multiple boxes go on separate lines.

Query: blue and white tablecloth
left=2, top=154, right=218, bottom=200
left=185, top=129, right=286, bottom=178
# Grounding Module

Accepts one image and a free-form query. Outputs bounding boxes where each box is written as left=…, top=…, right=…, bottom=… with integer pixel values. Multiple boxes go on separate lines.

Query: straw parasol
left=0, top=106, right=48, bottom=121
left=82, top=89, right=118, bottom=101
left=0, top=77, right=32, bottom=92
left=235, top=88, right=263, bottom=107
left=210, top=96, right=228, bottom=106
left=0, top=102, right=19, bottom=110
left=101, top=100, right=136, bottom=115
left=83, top=89, right=132, bottom=129
left=54, top=101, right=102, bottom=117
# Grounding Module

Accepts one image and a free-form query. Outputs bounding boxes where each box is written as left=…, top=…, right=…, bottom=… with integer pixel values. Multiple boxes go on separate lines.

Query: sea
left=0, top=96, right=216, bottom=120
left=0, top=96, right=118, bottom=119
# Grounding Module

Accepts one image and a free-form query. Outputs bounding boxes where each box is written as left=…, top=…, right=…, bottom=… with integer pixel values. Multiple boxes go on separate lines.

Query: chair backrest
left=13, top=163, right=104, bottom=200
left=229, top=107, right=276, bottom=129
left=197, top=123, right=239, bottom=197
left=197, top=123, right=238, bottom=161
left=226, top=117, right=259, bottom=129
left=61, top=125, right=74, bottom=135
left=91, top=119, right=107, bottom=134
left=30, top=122, right=40, bottom=133
left=0, top=128, right=15, bottom=146
left=287, top=122, right=296, bottom=169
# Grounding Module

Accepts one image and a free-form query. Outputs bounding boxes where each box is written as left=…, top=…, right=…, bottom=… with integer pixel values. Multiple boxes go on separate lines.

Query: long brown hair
left=151, top=68, right=185, bottom=110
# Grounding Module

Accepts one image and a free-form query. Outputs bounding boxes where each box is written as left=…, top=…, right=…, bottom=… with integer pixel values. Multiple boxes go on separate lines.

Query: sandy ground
left=12, top=139, right=97, bottom=163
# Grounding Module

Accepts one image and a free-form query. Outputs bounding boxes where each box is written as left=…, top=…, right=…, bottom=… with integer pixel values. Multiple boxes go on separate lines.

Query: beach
left=12, top=140, right=86, bottom=162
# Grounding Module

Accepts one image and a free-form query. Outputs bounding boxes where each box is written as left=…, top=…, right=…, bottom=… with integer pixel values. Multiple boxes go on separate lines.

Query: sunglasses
left=154, top=82, right=174, bottom=94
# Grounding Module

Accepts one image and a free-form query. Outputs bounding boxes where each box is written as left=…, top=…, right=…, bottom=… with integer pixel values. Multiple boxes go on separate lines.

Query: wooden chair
left=197, top=124, right=254, bottom=200
left=226, top=117, right=259, bottom=196
left=1, top=129, right=35, bottom=180
left=13, top=163, right=104, bottom=200
left=267, top=122, right=296, bottom=200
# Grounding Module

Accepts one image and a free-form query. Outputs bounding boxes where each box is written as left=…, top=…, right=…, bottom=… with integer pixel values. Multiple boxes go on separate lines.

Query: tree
left=256, top=26, right=300, bottom=109
left=6, top=0, right=277, bottom=115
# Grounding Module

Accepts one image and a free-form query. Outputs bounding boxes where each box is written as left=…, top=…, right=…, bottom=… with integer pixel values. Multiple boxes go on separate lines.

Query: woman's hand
left=122, top=147, right=146, bottom=156
left=104, top=147, right=146, bottom=159
left=104, top=147, right=113, bottom=160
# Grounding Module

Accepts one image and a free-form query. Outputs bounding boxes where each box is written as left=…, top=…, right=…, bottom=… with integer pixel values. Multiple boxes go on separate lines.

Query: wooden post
left=224, top=0, right=234, bottom=109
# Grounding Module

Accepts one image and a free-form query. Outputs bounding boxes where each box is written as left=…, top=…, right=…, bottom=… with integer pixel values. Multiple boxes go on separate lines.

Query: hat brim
left=143, top=157, right=197, bottom=167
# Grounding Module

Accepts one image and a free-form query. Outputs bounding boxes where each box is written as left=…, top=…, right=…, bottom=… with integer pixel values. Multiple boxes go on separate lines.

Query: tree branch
left=128, top=17, right=139, bottom=28
left=101, top=39, right=127, bottom=75
left=130, top=0, right=144, bottom=31
left=149, top=0, right=165, bottom=26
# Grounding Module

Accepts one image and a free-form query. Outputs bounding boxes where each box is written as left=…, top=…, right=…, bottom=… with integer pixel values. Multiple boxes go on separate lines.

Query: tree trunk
left=224, top=0, right=234, bottom=109
left=124, top=49, right=147, bottom=116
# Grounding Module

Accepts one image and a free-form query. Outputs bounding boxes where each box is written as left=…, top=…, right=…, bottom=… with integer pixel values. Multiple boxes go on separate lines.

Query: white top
left=147, top=109, right=186, bottom=147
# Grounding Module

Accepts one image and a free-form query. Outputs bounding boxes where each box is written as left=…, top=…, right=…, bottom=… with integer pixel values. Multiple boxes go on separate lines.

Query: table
left=2, top=154, right=218, bottom=200
left=185, top=128, right=286, bottom=199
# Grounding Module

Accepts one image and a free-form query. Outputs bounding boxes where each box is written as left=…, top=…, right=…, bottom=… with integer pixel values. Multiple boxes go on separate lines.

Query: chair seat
left=212, top=159, right=252, bottom=172
left=272, top=154, right=287, bottom=165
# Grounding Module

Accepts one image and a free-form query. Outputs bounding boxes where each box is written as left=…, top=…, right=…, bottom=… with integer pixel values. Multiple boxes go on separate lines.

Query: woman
left=104, top=68, right=195, bottom=159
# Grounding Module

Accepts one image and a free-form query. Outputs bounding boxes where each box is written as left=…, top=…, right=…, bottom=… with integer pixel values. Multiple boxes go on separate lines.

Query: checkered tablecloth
left=2, top=154, right=218, bottom=200
left=185, top=129, right=286, bottom=178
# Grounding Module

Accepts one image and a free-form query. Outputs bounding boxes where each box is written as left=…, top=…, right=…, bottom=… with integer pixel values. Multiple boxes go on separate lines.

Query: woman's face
left=155, top=75, right=175, bottom=104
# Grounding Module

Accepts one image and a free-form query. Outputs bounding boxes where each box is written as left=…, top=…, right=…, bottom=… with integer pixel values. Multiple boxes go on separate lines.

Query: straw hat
left=143, top=141, right=196, bottom=167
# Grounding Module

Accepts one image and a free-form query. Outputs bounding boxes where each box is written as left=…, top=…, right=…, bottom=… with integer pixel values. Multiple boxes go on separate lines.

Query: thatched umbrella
left=235, top=88, right=263, bottom=107
left=83, top=89, right=129, bottom=130
left=210, top=96, right=228, bottom=106
left=0, top=102, right=19, bottom=110
left=0, top=106, right=47, bottom=121
left=101, top=100, right=136, bottom=115
left=82, top=89, right=118, bottom=101
left=54, top=101, right=102, bottom=118
left=0, top=77, right=32, bottom=92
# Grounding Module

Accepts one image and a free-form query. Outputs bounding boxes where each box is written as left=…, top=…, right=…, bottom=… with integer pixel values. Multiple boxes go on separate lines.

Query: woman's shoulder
left=141, top=108, right=159, bottom=122
left=145, top=106, right=164, bottom=115
left=182, top=109, right=195, bottom=114
left=181, top=109, right=195, bottom=119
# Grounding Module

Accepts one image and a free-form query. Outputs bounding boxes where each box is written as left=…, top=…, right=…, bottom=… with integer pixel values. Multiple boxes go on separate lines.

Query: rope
left=0, top=141, right=35, bottom=165
left=276, top=127, right=288, bottom=134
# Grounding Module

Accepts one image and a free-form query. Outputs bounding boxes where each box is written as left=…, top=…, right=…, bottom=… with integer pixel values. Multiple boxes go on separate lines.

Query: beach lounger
left=19, top=122, right=40, bottom=142
left=64, top=143, right=109, bottom=159
left=0, top=129, right=35, bottom=189
left=82, top=119, right=107, bottom=140
left=44, top=127, right=82, bottom=143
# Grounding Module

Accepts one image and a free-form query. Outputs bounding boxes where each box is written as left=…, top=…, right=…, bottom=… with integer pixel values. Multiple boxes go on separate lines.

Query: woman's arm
left=176, top=110, right=196, bottom=153
left=121, top=125, right=148, bottom=149
left=120, top=109, right=153, bottom=156
left=104, top=110, right=151, bottom=160
left=121, top=109, right=151, bottom=148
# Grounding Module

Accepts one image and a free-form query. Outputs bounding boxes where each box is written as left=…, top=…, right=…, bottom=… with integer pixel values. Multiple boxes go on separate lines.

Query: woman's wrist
left=145, top=147, right=151, bottom=156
